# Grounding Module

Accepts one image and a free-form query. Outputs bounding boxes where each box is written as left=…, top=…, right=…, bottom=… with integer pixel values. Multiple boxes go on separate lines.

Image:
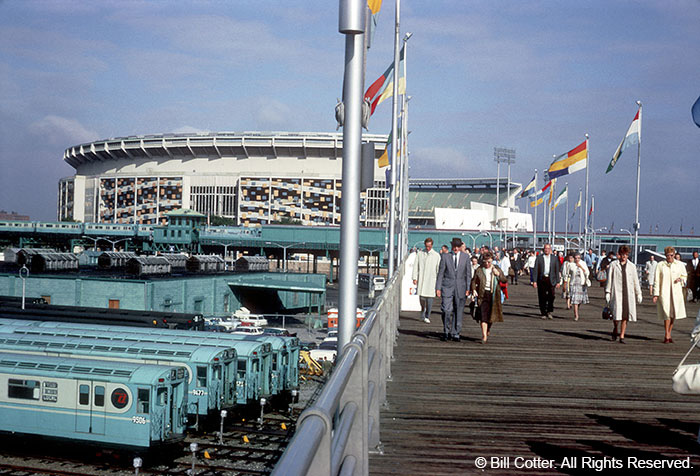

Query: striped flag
left=548, top=141, right=588, bottom=179
left=519, top=174, right=537, bottom=198
left=529, top=180, right=552, bottom=207
left=607, top=107, right=641, bottom=173
left=364, top=46, right=405, bottom=116
left=547, top=178, right=556, bottom=205
left=378, top=120, right=402, bottom=168
left=552, top=186, right=568, bottom=210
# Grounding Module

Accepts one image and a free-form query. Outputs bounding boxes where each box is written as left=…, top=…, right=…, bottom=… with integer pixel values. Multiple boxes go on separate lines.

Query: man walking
left=436, top=237, right=472, bottom=341
left=688, top=251, right=700, bottom=302
left=533, top=243, right=561, bottom=319
left=645, top=255, right=658, bottom=296
left=412, top=238, right=441, bottom=323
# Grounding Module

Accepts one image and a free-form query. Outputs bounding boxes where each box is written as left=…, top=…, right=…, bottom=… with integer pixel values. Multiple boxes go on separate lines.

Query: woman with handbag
left=567, top=252, right=590, bottom=321
left=605, top=245, right=643, bottom=343
left=470, top=252, right=507, bottom=344
left=653, top=246, right=688, bottom=343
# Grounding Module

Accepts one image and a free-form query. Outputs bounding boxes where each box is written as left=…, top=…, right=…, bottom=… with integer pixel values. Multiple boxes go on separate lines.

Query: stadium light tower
left=494, top=147, right=516, bottom=244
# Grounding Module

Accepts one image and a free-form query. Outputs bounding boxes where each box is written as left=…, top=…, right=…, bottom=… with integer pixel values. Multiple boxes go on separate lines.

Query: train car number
left=192, top=389, right=206, bottom=396
left=132, top=416, right=147, bottom=425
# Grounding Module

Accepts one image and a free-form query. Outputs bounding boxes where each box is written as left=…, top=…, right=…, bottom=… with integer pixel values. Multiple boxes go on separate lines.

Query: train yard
left=0, top=311, right=330, bottom=475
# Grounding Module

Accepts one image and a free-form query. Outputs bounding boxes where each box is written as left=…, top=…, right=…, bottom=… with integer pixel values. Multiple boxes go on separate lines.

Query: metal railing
left=271, top=262, right=404, bottom=476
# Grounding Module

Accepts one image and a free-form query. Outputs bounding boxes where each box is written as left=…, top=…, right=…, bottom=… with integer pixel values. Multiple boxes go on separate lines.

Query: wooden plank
left=370, top=281, right=700, bottom=475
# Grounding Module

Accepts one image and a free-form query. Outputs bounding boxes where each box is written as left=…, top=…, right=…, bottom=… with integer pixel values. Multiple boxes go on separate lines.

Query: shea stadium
left=58, top=130, right=527, bottom=230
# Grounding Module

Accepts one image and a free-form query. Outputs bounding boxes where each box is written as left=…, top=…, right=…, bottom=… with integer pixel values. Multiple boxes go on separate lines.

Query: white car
left=232, top=307, right=268, bottom=327
left=230, top=326, right=264, bottom=336
left=310, top=340, right=337, bottom=362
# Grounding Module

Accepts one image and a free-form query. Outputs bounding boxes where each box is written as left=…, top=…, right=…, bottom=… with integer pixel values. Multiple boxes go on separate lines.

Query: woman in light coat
left=567, top=252, right=590, bottom=321
left=605, top=246, right=642, bottom=343
left=653, top=246, right=688, bottom=343
left=561, top=253, right=575, bottom=309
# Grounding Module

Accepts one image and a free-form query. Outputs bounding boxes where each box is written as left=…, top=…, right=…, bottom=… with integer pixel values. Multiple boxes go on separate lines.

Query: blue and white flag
left=606, top=107, right=641, bottom=173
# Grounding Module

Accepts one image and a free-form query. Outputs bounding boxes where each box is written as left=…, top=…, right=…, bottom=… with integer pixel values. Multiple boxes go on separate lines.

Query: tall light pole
left=387, top=0, right=402, bottom=279
left=338, top=0, right=366, bottom=358
left=494, top=147, right=516, bottom=245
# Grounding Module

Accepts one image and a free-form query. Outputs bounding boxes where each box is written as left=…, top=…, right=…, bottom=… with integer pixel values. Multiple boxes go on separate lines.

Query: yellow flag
left=367, top=0, right=383, bottom=14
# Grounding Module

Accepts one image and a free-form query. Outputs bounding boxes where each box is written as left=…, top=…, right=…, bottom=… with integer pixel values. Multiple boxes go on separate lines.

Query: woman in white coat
left=653, top=246, right=688, bottom=343
left=567, top=252, right=589, bottom=321
left=605, top=246, right=642, bottom=343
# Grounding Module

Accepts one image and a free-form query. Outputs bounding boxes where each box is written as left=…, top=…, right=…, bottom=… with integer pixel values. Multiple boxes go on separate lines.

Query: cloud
left=29, top=115, right=100, bottom=147
left=410, top=146, right=490, bottom=178
left=254, top=98, right=294, bottom=129
left=173, top=125, right=210, bottom=134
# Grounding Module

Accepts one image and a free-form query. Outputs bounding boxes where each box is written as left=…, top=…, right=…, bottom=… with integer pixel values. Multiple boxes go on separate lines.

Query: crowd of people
left=411, top=237, right=700, bottom=345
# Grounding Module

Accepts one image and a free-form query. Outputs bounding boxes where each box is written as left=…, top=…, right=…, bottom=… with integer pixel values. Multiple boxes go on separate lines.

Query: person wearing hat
left=435, top=237, right=472, bottom=341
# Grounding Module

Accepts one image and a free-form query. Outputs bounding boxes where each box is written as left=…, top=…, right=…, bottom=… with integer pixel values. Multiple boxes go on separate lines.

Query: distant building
left=57, top=131, right=523, bottom=228
left=0, top=210, right=30, bottom=221
left=58, top=131, right=388, bottom=226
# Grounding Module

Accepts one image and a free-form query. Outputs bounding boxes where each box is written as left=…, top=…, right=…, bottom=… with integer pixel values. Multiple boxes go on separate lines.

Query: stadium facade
left=58, top=131, right=523, bottom=229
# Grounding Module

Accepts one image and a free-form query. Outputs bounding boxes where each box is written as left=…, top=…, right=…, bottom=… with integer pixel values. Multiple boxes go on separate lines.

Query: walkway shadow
left=543, top=329, right=609, bottom=341
left=587, top=329, right=655, bottom=341
left=528, top=439, right=698, bottom=476
left=657, top=418, right=700, bottom=437
left=396, top=328, right=482, bottom=343
left=586, top=414, right=700, bottom=454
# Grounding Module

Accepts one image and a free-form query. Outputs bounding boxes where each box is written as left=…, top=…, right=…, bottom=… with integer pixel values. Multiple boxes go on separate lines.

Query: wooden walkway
left=370, top=281, right=700, bottom=475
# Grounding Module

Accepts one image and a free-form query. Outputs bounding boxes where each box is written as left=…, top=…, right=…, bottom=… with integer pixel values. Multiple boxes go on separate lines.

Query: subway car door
left=75, top=381, right=106, bottom=434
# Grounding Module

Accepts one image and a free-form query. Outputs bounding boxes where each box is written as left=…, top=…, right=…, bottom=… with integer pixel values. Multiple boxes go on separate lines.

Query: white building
left=59, top=131, right=389, bottom=226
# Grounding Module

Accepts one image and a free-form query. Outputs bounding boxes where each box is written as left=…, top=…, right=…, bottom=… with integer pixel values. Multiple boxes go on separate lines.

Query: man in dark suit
left=532, top=243, right=561, bottom=319
left=436, top=237, right=472, bottom=341
left=688, top=251, right=700, bottom=303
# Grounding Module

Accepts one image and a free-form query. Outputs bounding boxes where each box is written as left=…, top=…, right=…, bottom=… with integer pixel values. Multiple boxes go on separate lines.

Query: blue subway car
left=0, top=321, right=271, bottom=406
left=0, top=352, right=188, bottom=449
left=0, top=333, right=236, bottom=418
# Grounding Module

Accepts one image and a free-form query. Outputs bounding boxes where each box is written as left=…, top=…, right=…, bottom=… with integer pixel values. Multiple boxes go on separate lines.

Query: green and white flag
left=551, top=185, right=568, bottom=210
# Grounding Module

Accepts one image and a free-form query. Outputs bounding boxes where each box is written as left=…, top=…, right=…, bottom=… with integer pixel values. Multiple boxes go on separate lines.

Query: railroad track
left=0, top=379, right=325, bottom=475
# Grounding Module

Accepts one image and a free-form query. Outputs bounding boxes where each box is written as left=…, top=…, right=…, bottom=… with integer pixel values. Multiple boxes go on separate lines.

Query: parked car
left=205, top=316, right=241, bottom=331
left=233, top=307, right=268, bottom=327
left=262, top=327, right=297, bottom=337
left=310, top=339, right=337, bottom=362
left=230, top=326, right=264, bottom=336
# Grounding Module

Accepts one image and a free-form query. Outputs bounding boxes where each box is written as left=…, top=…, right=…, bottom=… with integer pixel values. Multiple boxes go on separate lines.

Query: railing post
left=337, top=340, right=368, bottom=475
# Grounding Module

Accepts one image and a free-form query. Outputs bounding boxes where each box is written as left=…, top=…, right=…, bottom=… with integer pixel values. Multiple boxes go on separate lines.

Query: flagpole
left=578, top=187, right=582, bottom=244
left=565, top=182, right=569, bottom=250
left=533, top=169, right=537, bottom=249
left=633, top=101, right=642, bottom=264
left=584, top=133, right=590, bottom=250
left=552, top=180, right=556, bottom=245
left=387, top=0, right=400, bottom=278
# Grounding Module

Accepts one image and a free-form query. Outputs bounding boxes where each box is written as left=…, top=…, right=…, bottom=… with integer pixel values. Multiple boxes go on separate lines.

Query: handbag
left=602, top=306, right=613, bottom=320
left=596, top=270, right=607, bottom=281
left=672, top=334, right=700, bottom=394
left=585, top=277, right=592, bottom=287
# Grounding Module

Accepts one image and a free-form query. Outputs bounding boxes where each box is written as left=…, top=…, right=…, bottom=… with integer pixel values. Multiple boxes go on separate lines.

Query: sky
left=1, top=0, right=699, bottom=235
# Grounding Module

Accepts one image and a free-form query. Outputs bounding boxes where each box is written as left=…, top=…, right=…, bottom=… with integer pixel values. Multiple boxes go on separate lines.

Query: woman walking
left=567, top=252, right=590, bottom=321
left=470, top=252, right=507, bottom=343
left=653, top=246, right=688, bottom=343
left=605, top=246, right=643, bottom=343
left=561, top=253, right=575, bottom=309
